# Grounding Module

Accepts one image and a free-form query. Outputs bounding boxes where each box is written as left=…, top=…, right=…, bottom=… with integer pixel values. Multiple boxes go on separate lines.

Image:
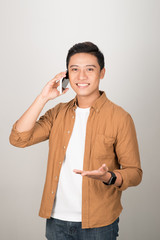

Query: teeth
left=77, top=84, right=89, bottom=86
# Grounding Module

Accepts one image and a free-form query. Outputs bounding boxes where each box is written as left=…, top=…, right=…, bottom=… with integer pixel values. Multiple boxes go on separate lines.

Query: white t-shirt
left=51, top=106, right=90, bottom=221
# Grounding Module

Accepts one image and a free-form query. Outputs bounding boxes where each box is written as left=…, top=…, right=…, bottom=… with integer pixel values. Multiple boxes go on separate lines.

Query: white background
left=0, top=0, right=160, bottom=239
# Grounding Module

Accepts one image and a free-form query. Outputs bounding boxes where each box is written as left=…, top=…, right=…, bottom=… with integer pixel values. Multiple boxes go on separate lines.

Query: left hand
left=73, top=164, right=111, bottom=183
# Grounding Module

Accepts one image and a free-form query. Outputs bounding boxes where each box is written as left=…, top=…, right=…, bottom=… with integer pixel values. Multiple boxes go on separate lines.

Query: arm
left=15, top=94, right=49, bottom=133
left=9, top=71, right=69, bottom=147
left=74, top=113, right=142, bottom=190
left=113, top=113, right=143, bottom=191
left=73, top=164, right=123, bottom=187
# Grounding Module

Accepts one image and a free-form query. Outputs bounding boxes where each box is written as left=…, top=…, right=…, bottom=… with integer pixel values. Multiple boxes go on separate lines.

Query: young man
left=9, top=42, right=142, bottom=240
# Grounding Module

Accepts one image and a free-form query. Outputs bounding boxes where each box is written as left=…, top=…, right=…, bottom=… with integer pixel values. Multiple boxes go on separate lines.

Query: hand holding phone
left=60, top=70, right=69, bottom=94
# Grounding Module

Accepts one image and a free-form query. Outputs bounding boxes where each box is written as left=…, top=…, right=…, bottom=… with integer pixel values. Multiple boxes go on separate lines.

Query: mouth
left=76, top=83, right=90, bottom=88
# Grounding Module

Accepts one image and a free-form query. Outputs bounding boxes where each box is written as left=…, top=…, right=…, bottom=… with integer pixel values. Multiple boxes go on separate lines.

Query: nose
left=78, top=69, right=87, bottom=80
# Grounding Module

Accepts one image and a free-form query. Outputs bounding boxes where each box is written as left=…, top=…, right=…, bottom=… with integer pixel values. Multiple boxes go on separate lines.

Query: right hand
left=40, top=71, right=69, bottom=102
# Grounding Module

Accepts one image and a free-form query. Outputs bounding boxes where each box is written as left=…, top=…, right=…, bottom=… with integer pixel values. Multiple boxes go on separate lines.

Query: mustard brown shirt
left=9, top=91, right=142, bottom=229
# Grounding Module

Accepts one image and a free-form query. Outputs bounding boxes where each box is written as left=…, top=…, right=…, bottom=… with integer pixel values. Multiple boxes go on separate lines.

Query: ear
left=100, top=67, right=106, bottom=79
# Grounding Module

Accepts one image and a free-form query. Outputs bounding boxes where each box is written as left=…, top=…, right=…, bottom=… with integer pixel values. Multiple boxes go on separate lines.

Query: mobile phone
left=60, top=71, right=69, bottom=94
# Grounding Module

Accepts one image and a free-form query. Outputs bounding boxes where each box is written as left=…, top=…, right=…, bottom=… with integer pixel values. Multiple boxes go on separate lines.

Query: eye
left=87, top=68, right=94, bottom=71
left=71, top=68, right=78, bottom=72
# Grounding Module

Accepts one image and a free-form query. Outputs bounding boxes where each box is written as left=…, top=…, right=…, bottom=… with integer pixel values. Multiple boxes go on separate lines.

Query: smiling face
left=68, top=53, right=105, bottom=100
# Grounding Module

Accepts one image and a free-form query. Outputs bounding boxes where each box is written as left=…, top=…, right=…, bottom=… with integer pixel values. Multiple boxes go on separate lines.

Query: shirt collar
left=69, top=90, right=108, bottom=112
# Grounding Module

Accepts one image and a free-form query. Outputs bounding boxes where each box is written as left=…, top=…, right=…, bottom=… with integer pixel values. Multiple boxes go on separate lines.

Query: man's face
left=68, top=53, right=105, bottom=98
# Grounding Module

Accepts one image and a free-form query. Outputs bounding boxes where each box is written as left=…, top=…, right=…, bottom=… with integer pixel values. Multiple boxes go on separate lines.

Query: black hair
left=66, top=41, right=105, bottom=71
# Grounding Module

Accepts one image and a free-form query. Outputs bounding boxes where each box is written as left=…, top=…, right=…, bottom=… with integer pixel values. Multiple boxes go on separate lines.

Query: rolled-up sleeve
left=114, top=113, right=143, bottom=191
left=9, top=108, right=54, bottom=148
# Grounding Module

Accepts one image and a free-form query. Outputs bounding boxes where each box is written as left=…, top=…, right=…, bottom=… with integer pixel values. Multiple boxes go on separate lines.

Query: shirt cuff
left=114, top=170, right=128, bottom=191
left=11, top=120, right=35, bottom=142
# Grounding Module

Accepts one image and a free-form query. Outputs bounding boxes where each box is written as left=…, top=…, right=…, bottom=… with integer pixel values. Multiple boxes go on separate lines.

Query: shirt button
left=52, top=191, right=54, bottom=194
left=72, top=115, right=74, bottom=118
left=67, top=130, right=70, bottom=134
left=63, top=146, right=66, bottom=149
left=55, top=176, right=58, bottom=180
left=59, top=161, right=62, bottom=164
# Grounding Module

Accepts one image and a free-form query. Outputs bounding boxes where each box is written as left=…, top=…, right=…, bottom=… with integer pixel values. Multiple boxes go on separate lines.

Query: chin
left=74, top=89, right=91, bottom=95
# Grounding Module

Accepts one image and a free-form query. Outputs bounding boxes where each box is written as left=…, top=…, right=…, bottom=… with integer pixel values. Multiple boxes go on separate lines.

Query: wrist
left=103, top=171, right=117, bottom=185
left=103, top=171, right=112, bottom=184
left=38, top=94, right=49, bottom=105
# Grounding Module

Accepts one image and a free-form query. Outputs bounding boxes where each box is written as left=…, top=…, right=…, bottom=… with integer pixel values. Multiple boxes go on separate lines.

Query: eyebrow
left=70, top=64, right=97, bottom=68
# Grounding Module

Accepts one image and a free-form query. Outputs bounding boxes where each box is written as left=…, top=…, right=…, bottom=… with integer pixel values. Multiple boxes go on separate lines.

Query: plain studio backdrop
left=0, top=0, right=159, bottom=239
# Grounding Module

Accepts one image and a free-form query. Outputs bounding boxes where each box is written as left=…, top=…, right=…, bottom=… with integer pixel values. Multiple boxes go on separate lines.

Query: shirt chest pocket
left=93, top=134, right=115, bottom=160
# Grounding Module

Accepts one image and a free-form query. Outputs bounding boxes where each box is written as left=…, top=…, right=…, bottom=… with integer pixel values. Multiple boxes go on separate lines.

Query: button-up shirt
left=9, top=91, right=142, bottom=229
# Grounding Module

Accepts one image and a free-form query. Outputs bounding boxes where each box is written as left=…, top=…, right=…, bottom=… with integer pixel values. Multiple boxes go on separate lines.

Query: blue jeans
left=45, top=217, right=119, bottom=240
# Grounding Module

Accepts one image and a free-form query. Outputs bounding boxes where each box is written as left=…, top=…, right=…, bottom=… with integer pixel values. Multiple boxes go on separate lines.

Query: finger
left=49, top=72, right=66, bottom=83
left=81, top=172, right=88, bottom=176
left=62, top=88, right=69, bottom=94
left=73, top=169, right=83, bottom=174
left=49, top=80, right=60, bottom=86
left=54, top=80, right=61, bottom=87
left=54, top=71, right=67, bottom=79
left=49, top=77, right=62, bottom=84
left=57, top=70, right=67, bottom=76
left=99, top=164, right=108, bottom=172
left=47, top=82, right=60, bottom=90
left=81, top=170, right=98, bottom=176
left=56, top=90, right=61, bottom=97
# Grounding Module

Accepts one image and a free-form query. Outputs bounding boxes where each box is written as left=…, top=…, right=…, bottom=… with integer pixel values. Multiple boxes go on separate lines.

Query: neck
left=76, top=91, right=100, bottom=108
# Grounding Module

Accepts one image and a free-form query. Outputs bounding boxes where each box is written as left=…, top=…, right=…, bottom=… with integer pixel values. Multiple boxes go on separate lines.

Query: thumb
left=62, top=88, right=69, bottom=95
left=100, top=164, right=108, bottom=172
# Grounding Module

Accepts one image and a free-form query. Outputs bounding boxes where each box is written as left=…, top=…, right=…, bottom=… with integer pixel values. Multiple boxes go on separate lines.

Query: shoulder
left=101, top=98, right=136, bottom=138
left=104, top=98, right=129, bottom=116
left=102, top=97, right=133, bottom=126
